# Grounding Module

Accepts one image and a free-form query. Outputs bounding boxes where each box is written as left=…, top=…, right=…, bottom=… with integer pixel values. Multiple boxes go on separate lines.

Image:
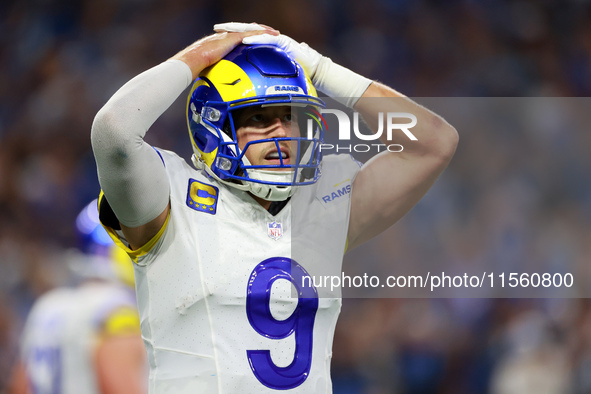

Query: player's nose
left=267, top=117, right=290, bottom=138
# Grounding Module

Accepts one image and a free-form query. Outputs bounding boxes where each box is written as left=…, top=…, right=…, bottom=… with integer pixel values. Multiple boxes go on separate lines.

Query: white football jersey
left=105, top=150, right=360, bottom=393
left=20, top=282, right=139, bottom=394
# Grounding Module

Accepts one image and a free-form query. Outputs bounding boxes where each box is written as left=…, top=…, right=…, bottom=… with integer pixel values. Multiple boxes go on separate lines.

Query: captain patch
left=186, top=179, right=219, bottom=215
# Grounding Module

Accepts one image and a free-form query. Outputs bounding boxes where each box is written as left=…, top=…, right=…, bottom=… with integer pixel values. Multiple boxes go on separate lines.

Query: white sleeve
left=91, top=59, right=193, bottom=227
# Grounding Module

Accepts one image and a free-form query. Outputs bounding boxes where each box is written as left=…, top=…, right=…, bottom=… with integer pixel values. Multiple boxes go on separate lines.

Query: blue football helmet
left=72, top=199, right=135, bottom=288
left=186, top=44, right=326, bottom=201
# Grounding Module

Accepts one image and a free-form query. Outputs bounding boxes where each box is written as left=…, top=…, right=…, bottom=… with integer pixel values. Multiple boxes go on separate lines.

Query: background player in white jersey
left=9, top=200, right=147, bottom=394
left=91, top=23, right=458, bottom=392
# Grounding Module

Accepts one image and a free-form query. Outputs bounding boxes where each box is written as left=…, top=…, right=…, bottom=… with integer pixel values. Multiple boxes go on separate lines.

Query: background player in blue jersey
left=9, top=200, right=147, bottom=394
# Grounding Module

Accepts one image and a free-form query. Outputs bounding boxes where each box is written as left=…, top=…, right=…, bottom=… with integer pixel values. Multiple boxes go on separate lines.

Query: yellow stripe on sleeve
left=98, top=191, right=171, bottom=264
left=101, top=307, right=141, bottom=337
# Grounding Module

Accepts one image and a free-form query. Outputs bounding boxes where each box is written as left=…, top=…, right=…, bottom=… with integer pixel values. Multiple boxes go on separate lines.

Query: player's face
left=234, top=106, right=300, bottom=169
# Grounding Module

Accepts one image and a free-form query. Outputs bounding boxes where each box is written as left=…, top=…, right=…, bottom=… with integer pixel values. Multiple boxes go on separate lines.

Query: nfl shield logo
left=267, top=221, right=283, bottom=240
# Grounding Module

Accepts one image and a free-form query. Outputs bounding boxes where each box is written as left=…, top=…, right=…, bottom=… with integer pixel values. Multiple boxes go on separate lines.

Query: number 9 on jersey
left=246, top=257, right=319, bottom=390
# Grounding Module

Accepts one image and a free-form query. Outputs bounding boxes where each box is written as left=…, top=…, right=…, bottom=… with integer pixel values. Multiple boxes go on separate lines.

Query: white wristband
left=313, top=57, right=373, bottom=108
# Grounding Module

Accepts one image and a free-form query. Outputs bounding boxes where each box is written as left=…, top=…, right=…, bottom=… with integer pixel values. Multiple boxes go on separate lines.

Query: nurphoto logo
left=306, top=109, right=418, bottom=153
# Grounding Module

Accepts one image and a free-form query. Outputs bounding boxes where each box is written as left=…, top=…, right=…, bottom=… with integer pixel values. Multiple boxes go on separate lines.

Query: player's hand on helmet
left=243, top=33, right=324, bottom=85
left=213, top=22, right=278, bottom=34
left=214, top=23, right=322, bottom=80
left=212, top=23, right=373, bottom=107
left=239, top=29, right=373, bottom=108
left=171, top=27, right=279, bottom=80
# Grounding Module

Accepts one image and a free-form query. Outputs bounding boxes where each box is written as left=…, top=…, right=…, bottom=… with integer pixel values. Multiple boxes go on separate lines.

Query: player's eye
left=250, top=114, right=264, bottom=123
left=283, top=113, right=292, bottom=122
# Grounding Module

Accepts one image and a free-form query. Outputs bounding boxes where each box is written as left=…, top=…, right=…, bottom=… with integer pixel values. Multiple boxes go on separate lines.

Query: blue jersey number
left=246, top=257, right=319, bottom=390
left=29, top=346, right=62, bottom=393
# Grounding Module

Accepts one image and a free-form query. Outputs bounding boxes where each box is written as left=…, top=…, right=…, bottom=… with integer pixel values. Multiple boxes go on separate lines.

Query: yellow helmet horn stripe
left=200, top=59, right=257, bottom=102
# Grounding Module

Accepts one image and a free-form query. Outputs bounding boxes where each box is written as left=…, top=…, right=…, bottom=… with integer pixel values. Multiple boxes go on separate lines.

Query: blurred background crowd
left=2, top=0, right=591, bottom=392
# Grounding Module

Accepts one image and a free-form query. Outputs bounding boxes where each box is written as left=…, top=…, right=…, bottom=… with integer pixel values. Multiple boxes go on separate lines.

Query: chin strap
left=248, top=174, right=293, bottom=201
left=191, top=154, right=293, bottom=201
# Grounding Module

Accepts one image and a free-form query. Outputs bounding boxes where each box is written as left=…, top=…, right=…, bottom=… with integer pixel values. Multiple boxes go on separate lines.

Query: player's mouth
left=264, top=148, right=291, bottom=166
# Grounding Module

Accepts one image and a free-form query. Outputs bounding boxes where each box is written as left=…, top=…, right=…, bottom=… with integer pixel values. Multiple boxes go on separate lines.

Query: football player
left=91, top=23, right=458, bottom=393
left=9, top=200, right=147, bottom=394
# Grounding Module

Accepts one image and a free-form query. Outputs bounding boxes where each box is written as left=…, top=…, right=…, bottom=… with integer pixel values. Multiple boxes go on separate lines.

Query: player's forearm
left=346, top=83, right=458, bottom=249
left=91, top=60, right=192, bottom=227
left=91, top=59, right=192, bottom=156
left=354, top=82, right=459, bottom=162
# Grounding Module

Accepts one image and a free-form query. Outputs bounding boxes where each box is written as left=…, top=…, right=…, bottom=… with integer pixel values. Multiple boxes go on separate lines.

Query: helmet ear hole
left=222, top=118, right=233, bottom=138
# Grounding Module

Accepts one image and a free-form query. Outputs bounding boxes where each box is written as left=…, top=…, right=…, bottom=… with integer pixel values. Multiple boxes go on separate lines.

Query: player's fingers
left=214, top=22, right=279, bottom=34
left=213, top=22, right=256, bottom=33
left=257, top=24, right=278, bottom=32
left=242, top=33, right=283, bottom=45
left=240, top=31, right=280, bottom=42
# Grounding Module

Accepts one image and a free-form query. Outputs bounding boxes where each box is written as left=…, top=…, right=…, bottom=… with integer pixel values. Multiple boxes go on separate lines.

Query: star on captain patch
left=267, top=221, right=283, bottom=240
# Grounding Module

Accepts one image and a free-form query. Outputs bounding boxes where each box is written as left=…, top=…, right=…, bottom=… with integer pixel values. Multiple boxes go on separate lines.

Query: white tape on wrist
left=313, top=57, right=373, bottom=108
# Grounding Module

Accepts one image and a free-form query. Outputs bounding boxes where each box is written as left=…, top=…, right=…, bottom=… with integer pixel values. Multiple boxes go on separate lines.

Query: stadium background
left=2, top=0, right=591, bottom=392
